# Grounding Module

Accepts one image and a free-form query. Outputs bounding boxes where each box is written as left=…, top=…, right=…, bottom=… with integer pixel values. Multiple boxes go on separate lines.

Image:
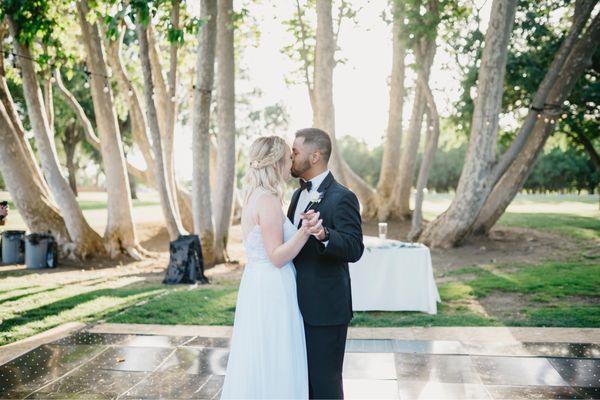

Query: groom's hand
left=301, top=211, right=326, bottom=239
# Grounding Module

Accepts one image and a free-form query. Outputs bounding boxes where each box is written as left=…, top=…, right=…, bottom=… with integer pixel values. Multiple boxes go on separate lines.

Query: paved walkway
left=1, top=323, right=599, bottom=399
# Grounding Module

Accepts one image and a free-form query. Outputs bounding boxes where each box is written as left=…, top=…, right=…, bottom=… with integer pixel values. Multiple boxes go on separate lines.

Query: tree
left=418, top=0, right=518, bottom=247
left=6, top=10, right=105, bottom=259
left=213, top=0, right=237, bottom=262
left=472, top=8, right=600, bottom=233
left=420, top=0, right=598, bottom=247
left=192, top=0, right=217, bottom=266
left=377, top=0, right=406, bottom=220
left=76, top=0, right=147, bottom=258
left=0, top=98, right=72, bottom=250
left=391, top=0, right=441, bottom=220
left=136, top=5, right=185, bottom=241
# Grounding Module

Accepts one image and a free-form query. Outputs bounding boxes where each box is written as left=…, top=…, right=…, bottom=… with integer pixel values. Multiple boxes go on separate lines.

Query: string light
left=3, top=48, right=115, bottom=95
left=128, top=90, right=134, bottom=97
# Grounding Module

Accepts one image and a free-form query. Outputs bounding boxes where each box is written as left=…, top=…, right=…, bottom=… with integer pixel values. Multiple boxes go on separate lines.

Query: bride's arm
left=258, top=193, right=316, bottom=268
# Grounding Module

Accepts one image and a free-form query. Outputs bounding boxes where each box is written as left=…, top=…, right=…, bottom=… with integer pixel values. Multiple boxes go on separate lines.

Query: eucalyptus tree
left=419, top=0, right=599, bottom=247
left=2, top=2, right=105, bottom=258
left=192, top=0, right=217, bottom=266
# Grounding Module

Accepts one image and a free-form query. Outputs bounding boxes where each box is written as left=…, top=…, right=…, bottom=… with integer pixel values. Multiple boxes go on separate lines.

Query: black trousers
left=304, top=322, right=349, bottom=399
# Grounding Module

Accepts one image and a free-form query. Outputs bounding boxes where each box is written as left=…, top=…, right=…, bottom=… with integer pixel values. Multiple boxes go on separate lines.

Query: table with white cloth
left=349, top=236, right=441, bottom=314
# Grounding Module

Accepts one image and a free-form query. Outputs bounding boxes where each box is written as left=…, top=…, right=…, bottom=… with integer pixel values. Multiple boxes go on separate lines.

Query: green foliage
left=338, top=136, right=382, bottom=187
left=524, top=147, right=599, bottom=194
left=339, top=134, right=595, bottom=194
left=453, top=0, right=599, bottom=163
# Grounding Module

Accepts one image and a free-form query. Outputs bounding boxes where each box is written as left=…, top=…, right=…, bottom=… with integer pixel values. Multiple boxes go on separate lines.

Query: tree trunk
left=314, top=0, right=377, bottom=217
left=129, top=173, right=138, bottom=200
left=147, top=25, right=169, bottom=140
left=137, top=19, right=184, bottom=241
left=76, top=0, right=146, bottom=259
left=569, top=130, right=600, bottom=171
left=104, top=23, right=195, bottom=234
left=0, top=101, right=72, bottom=252
left=164, top=0, right=182, bottom=225
left=193, top=0, right=217, bottom=267
left=61, top=123, right=81, bottom=197
left=377, top=0, right=406, bottom=221
left=8, top=18, right=105, bottom=260
left=408, top=75, right=441, bottom=241
left=213, top=0, right=237, bottom=263
left=486, top=0, right=597, bottom=189
left=104, top=26, right=155, bottom=182
left=0, top=23, right=51, bottom=199
left=43, top=79, right=54, bottom=135
left=418, top=0, right=517, bottom=248
left=392, top=35, right=437, bottom=220
left=472, top=11, right=600, bottom=234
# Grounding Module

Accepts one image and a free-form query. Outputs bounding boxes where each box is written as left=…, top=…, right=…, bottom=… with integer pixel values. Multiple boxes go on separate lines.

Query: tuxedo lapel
left=299, top=172, right=336, bottom=226
left=287, top=188, right=302, bottom=224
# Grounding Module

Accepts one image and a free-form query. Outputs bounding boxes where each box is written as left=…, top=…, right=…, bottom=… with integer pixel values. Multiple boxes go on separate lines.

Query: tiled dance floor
left=1, top=331, right=598, bottom=399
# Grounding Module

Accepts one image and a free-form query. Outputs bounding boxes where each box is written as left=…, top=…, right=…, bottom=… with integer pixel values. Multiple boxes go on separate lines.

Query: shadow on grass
left=0, top=285, right=167, bottom=345
left=0, top=286, right=65, bottom=306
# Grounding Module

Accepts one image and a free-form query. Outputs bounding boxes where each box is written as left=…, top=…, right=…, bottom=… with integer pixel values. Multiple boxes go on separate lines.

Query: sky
left=164, top=0, right=494, bottom=181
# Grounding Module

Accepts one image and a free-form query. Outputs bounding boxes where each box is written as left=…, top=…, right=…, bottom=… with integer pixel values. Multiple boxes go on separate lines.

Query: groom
left=288, top=128, right=364, bottom=399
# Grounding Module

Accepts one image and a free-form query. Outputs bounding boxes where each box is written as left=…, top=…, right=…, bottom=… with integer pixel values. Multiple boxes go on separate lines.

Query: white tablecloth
left=349, top=236, right=441, bottom=314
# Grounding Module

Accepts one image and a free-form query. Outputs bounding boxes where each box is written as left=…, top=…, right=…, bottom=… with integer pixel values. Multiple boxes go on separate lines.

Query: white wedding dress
left=220, top=211, right=308, bottom=399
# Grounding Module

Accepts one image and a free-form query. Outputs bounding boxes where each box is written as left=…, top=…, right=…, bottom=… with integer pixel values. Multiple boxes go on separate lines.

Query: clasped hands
left=299, top=210, right=326, bottom=241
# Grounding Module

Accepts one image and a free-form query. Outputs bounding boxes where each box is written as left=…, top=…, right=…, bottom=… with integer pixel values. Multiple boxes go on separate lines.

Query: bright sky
left=165, top=1, right=493, bottom=181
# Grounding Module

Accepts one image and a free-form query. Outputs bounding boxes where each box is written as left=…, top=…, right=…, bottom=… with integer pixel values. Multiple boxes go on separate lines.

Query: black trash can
left=25, top=233, right=57, bottom=269
left=1, top=230, right=25, bottom=264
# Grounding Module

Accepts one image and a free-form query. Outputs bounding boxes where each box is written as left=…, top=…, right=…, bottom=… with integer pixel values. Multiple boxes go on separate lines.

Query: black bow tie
left=299, top=179, right=312, bottom=192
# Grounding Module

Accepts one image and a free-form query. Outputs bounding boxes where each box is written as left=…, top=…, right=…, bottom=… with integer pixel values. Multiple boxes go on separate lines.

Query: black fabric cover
left=163, top=234, right=209, bottom=284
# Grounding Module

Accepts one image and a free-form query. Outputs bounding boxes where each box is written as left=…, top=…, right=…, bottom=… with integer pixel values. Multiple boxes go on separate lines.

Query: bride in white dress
left=220, top=136, right=322, bottom=399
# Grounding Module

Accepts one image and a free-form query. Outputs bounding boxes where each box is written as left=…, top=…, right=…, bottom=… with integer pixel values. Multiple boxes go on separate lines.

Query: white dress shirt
left=293, top=169, right=330, bottom=246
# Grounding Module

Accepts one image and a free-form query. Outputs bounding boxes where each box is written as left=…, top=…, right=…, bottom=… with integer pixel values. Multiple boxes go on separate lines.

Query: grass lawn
left=0, top=193, right=598, bottom=346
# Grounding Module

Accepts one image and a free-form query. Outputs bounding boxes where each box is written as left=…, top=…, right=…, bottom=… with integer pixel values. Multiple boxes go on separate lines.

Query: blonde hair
left=242, top=136, right=290, bottom=205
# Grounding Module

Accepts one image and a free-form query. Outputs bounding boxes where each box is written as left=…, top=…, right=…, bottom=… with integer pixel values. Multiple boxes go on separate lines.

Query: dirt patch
left=5, top=217, right=587, bottom=294
left=478, top=291, right=531, bottom=323
left=362, top=219, right=586, bottom=275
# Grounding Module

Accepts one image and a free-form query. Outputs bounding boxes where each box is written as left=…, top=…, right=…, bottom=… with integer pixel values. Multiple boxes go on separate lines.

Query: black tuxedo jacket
left=287, top=172, right=364, bottom=326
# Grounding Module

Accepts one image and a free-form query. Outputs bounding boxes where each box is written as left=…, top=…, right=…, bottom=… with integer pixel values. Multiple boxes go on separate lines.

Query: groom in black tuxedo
left=288, top=128, right=364, bottom=399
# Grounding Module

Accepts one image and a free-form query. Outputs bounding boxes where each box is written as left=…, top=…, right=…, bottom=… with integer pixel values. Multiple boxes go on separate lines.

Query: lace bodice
left=243, top=218, right=298, bottom=264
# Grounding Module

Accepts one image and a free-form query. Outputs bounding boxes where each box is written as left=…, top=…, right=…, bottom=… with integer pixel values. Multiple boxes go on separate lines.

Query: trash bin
left=1, top=230, right=25, bottom=264
left=25, top=233, right=55, bottom=269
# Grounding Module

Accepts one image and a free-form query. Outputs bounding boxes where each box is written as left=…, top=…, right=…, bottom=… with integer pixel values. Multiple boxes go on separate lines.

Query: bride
left=220, top=136, right=322, bottom=399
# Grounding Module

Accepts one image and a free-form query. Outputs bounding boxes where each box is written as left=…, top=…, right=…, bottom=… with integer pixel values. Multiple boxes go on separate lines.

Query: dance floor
left=1, top=331, right=598, bottom=399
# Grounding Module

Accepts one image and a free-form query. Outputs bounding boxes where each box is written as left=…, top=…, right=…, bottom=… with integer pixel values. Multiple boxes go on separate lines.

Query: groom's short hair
left=295, top=128, right=332, bottom=162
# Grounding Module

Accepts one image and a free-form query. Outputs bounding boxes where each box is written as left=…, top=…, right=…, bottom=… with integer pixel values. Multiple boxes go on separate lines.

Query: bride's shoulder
left=254, top=191, right=280, bottom=208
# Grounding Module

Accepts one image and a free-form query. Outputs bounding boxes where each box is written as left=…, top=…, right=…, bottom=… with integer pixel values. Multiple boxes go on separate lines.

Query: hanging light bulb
left=103, top=84, right=109, bottom=93
left=50, top=76, right=56, bottom=83
left=128, top=90, right=134, bottom=97
left=170, top=96, right=176, bottom=102
left=84, top=81, right=90, bottom=89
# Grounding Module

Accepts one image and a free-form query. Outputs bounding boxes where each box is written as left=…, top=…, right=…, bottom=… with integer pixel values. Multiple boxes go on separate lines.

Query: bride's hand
left=300, top=211, right=321, bottom=236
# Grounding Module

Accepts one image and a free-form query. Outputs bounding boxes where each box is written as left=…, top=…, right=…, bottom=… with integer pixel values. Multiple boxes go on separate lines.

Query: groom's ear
left=311, top=151, right=322, bottom=165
